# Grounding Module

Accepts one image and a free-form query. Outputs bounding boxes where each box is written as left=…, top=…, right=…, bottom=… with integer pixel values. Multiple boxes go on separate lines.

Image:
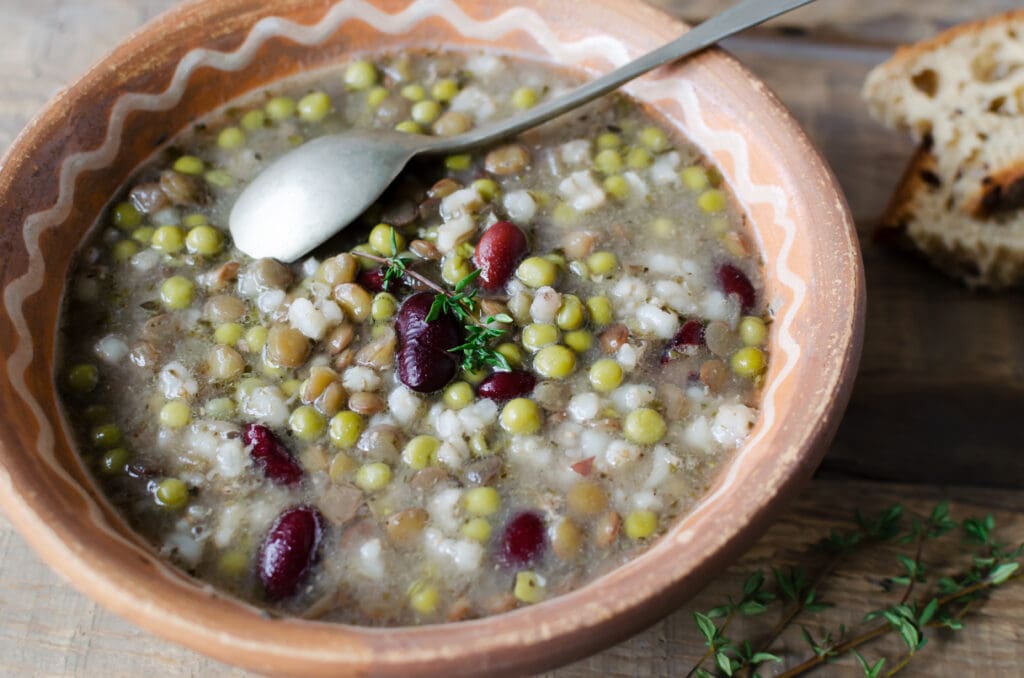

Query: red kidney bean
left=473, top=221, right=529, bottom=292
left=396, top=292, right=462, bottom=393
left=662, top=319, right=706, bottom=364
left=718, top=263, right=756, bottom=313
left=357, top=267, right=408, bottom=294
left=258, top=505, right=325, bottom=601
left=496, top=511, right=546, bottom=567
left=243, top=423, right=303, bottom=486
left=477, top=371, right=536, bottom=401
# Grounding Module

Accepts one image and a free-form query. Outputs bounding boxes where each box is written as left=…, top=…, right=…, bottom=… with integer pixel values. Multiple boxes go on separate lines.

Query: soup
left=59, top=51, right=769, bottom=625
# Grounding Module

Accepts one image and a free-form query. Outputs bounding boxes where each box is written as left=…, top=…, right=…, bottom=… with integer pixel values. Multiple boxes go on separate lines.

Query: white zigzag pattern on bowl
left=2, top=0, right=801, bottom=568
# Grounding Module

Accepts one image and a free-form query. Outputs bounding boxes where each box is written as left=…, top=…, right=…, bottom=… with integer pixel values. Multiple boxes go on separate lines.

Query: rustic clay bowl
left=0, top=0, right=864, bottom=675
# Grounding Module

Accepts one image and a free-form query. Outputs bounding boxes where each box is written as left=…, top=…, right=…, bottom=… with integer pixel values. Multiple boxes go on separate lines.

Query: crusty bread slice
left=880, top=146, right=1024, bottom=288
left=863, top=11, right=1024, bottom=217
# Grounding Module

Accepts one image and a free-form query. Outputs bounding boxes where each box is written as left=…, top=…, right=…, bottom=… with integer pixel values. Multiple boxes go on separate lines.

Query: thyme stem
left=777, top=573, right=1023, bottom=677
left=354, top=251, right=447, bottom=296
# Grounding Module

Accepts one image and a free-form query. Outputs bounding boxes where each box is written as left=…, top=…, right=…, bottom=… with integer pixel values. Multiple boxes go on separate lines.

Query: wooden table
left=2, top=1, right=1023, bottom=675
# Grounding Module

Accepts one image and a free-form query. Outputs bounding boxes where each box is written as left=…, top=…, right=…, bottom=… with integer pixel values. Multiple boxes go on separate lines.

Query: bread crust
left=880, top=146, right=1024, bottom=289
left=968, top=161, right=1024, bottom=217
left=882, top=10, right=1024, bottom=70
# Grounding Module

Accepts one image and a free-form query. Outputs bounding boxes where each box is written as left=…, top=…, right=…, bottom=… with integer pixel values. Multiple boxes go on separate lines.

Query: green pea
left=369, top=223, right=405, bottom=256
left=204, top=169, right=234, bottom=188
left=329, top=411, right=364, bottom=448
left=461, top=517, right=492, bottom=543
left=400, top=83, right=426, bottom=101
left=67, top=364, right=99, bottom=393
left=586, top=297, right=614, bottom=326
left=681, top=166, right=710, bottom=191
left=594, top=149, right=623, bottom=175
left=698, top=189, right=727, bottom=213
left=522, top=324, right=560, bottom=352
left=623, top=408, right=667, bottom=445
left=411, top=100, right=442, bottom=126
left=131, top=226, right=154, bottom=244
left=173, top=155, right=204, bottom=175
left=265, top=96, right=296, bottom=120
left=409, top=581, right=440, bottom=614
left=739, top=316, right=768, bottom=346
left=185, top=225, right=224, bottom=256
left=551, top=202, right=579, bottom=228
left=500, top=398, right=542, bottom=435
left=160, top=276, right=195, bottom=310
left=464, top=487, right=500, bottom=517
left=596, top=132, right=622, bottom=150
left=626, top=146, right=653, bottom=169
left=564, top=330, right=593, bottom=353
left=155, top=478, right=189, bottom=509
left=624, top=510, right=658, bottom=539
left=112, top=240, right=138, bottom=263
left=462, top=367, right=488, bottom=385
left=240, top=109, right=266, bottom=130
left=344, top=60, right=378, bottom=90
left=603, top=175, right=630, bottom=200
left=442, top=254, right=472, bottom=286
left=366, top=86, right=389, bottom=108
left=496, top=342, right=523, bottom=367
left=159, top=400, right=191, bottom=428
left=100, top=447, right=129, bottom=475
left=731, top=346, right=766, bottom=377
left=91, top=423, right=122, bottom=449
left=217, top=126, right=245, bottom=149
left=394, top=120, right=422, bottom=134
left=445, top=154, right=472, bottom=171
left=219, top=549, right=250, bottom=576
left=431, top=78, right=459, bottom=102
left=586, top=251, right=618, bottom=277
left=516, top=257, right=557, bottom=288
left=533, top=345, right=576, bottom=379
left=556, top=295, right=586, bottom=331
left=371, top=292, right=397, bottom=321
left=589, top=359, right=623, bottom=393
left=443, top=381, right=474, bottom=410
left=298, top=91, right=332, bottom=122
left=639, top=126, right=669, bottom=152
left=244, top=326, right=268, bottom=352
left=111, top=201, right=141, bottom=230
left=289, top=405, right=326, bottom=441
left=402, top=435, right=439, bottom=469
left=471, top=178, right=500, bottom=201
left=151, top=225, right=185, bottom=254
left=513, top=571, right=545, bottom=603
left=511, top=86, right=539, bottom=109
left=355, top=462, right=392, bottom=492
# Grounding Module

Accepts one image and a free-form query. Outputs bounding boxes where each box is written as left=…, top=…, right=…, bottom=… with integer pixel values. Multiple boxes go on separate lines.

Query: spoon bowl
left=229, top=131, right=420, bottom=261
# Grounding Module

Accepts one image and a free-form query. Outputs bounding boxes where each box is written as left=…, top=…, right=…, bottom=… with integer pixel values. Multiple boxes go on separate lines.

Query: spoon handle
left=427, top=0, right=816, bottom=153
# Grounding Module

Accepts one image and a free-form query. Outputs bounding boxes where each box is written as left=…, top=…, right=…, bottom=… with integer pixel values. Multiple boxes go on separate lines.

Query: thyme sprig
left=687, top=501, right=1024, bottom=678
left=352, top=247, right=511, bottom=373
left=381, top=229, right=413, bottom=292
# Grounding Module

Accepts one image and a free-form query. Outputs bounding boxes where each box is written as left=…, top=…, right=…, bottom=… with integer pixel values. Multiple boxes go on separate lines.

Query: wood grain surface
left=2, top=0, right=1023, bottom=676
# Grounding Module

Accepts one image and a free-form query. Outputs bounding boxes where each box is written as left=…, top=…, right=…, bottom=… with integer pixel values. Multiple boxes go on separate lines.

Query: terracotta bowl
left=0, top=0, right=863, bottom=675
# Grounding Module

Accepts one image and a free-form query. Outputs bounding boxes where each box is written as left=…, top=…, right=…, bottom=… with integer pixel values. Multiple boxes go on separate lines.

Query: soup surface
left=59, top=51, right=770, bottom=625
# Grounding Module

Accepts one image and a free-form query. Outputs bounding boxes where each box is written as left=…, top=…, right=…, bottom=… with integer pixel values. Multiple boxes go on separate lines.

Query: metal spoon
left=229, top=0, right=815, bottom=261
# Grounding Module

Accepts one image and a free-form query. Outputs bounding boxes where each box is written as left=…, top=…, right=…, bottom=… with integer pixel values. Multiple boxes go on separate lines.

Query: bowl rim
left=0, top=0, right=865, bottom=675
